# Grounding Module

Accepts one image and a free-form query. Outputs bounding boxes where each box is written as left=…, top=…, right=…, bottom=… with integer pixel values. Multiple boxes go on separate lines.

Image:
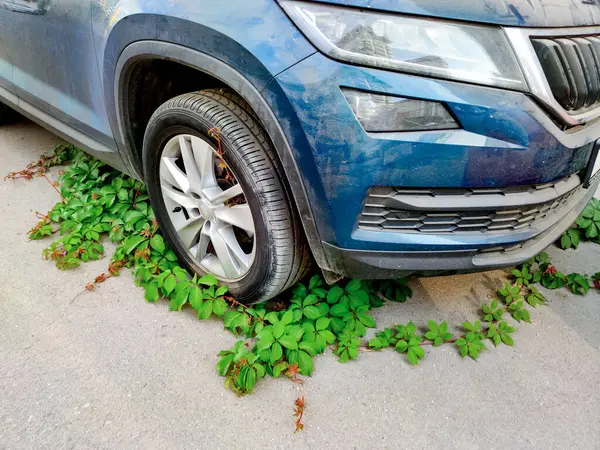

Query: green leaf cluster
left=33, top=146, right=598, bottom=404
left=558, top=198, right=600, bottom=248
left=217, top=341, right=265, bottom=395
left=456, top=321, right=486, bottom=360
left=424, top=320, right=454, bottom=347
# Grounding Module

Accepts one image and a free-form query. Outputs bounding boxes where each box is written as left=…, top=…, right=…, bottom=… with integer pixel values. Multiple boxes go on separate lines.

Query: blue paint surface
left=0, top=0, right=598, bottom=261
left=271, top=53, right=595, bottom=250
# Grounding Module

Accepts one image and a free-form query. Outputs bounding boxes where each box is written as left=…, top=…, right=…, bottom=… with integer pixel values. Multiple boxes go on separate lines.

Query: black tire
left=142, top=89, right=311, bottom=304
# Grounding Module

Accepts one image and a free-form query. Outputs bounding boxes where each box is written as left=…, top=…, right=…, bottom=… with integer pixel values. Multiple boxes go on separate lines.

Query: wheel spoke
left=208, top=224, right=243, bottom=279
left=175, top=216, right=204, bottom=249
left=191, top=136, right=218, bottom=189
left=214, top=204, right=254, bottom=236
left=219, top=226, right=252, bottom=271
left=194, top=223, right=212, bottom=261
left=203, top=184, right=243, bottom=205
left=200, top=254, right=227, bottom=278
left=161, top=185, right=197, bottom=210
left=178, top=136, right=203, bottom=193
left=160, top=157, right=189, bottom=193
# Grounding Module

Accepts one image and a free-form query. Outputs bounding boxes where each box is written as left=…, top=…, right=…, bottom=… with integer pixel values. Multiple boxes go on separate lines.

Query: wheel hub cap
left=158, top=134, right=256, bottom=281
left=198, top=199, right=213, bottom=221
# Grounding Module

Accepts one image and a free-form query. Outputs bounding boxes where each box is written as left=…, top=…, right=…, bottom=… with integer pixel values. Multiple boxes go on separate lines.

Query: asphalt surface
left=1, top=120, right=599, bottom=449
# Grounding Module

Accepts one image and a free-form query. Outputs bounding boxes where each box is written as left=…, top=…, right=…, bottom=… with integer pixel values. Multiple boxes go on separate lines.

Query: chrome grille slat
left=532, top=34, right=600, bottom=113
left=359, top=176, right=581, bottom=234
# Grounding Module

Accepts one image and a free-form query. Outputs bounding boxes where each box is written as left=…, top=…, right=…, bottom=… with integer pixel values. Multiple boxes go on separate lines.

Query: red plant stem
left=132, top=187, right=141, bottom=208
left=293, top=384, right=305, bottom=433
left=420, top=338, right=459, bottom=346
left=225, top=295, right=248, bottom=309
left=41, top=174, right=65, bottom=201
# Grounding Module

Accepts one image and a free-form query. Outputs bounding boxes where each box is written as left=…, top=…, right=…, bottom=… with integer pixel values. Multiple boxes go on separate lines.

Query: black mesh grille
left=532, top=36, right=600, bottom=112
left=359, top=175, right=581, bottom=234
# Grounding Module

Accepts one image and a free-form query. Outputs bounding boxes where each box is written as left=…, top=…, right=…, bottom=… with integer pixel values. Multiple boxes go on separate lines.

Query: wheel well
left=116, top=45, right=331, bottom=271
left=124, top=58, right=227, bottom=173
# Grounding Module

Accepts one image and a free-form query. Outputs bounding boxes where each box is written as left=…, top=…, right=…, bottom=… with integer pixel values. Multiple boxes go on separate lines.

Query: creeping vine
left=9, top=144, right=599, bottom=432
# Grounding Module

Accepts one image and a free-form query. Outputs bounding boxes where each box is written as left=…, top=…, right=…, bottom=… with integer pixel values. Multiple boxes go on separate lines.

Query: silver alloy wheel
left=159, top=134, right=256, bottom=281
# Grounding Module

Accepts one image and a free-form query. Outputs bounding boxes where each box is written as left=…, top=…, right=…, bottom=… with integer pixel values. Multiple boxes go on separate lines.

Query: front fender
left=95, top=4, right=334, bottom=268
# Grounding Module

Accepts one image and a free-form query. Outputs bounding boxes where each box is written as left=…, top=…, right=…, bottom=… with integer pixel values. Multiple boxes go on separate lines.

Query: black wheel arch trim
left=111, top=40, right=331, bottom=270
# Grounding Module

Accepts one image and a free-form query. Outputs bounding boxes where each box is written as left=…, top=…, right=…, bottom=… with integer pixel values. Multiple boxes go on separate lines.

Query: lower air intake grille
left=359, top=175, right=581, bottom=234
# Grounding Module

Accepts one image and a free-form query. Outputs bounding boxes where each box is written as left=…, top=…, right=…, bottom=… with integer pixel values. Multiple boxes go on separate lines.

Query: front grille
left=359, top=175, right=581, bottom=234
left=532, top=35, right=600, bottom=112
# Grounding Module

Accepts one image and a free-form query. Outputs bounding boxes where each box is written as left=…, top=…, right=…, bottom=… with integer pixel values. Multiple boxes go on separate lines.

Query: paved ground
left=0, top=120, right=599, bottom=449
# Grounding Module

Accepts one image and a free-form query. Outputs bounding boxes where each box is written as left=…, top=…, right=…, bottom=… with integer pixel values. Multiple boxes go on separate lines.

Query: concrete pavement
left=1, top=121, right=599, bottom=449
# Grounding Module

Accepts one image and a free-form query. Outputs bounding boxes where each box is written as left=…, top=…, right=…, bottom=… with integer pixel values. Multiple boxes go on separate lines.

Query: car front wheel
left=142, top=89, right=310, bottom=304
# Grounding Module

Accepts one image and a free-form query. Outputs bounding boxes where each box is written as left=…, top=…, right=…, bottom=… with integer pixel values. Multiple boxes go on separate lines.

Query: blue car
left=1, top=0, right=599, bottom=302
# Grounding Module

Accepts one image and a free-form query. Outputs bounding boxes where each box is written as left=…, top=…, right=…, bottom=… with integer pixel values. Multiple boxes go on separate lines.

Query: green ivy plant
left=11, top=145, right=600, bottom=432
left=559, top=197, right=600, bottom=249
left=424, top=320, right=454, bottom=347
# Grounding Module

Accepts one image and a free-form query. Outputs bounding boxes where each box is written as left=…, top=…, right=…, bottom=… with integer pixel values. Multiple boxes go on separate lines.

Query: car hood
left=306, top=0, right=600, bottom=27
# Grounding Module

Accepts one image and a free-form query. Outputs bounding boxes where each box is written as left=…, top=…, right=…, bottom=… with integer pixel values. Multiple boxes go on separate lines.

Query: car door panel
left=0, top=26, right=13, bottom=93
left=0, top=0, right=125, bottom=169
left=0, top=1, right=115, bottom=142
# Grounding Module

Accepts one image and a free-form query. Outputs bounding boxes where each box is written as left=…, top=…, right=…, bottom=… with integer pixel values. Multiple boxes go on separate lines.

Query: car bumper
left=266, top=52, right=600, bottom=276
left=322, top=174, right=599, bottom=278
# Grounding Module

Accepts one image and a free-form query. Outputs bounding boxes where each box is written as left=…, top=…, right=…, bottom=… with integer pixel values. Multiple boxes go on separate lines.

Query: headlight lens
left=343, top=89, right=458, bottom=132
left=280, top=1, right=526, bottom=90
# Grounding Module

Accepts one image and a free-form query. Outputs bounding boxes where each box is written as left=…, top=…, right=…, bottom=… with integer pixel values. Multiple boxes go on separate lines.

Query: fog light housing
left=343, top=89, right=459, bottom=132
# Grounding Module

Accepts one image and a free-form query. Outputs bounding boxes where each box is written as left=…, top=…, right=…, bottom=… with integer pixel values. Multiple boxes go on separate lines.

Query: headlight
left=343, top=89, right=458, bottom=132
left=280, top=1, right=527, bottom=91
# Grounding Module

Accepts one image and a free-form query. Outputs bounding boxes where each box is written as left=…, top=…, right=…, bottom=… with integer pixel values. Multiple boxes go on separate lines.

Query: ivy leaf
left=357, top=311, right=376, bottom=328
left=368, top=336, right=388, bottom=350
left=162, top=274, right=178, bottom=296
left=326, top=286, right=344, bottom=304
left=376, top=278, right=412, bottom=303
left=215, top=285, right=228, bottom=297
left=245, top=367, right=257, bottom=392
left=396, top=340, right=408, bottom=352
left=407, top=346, right=424, bottom=365
left=144, top=282, right=159, bottom=303
left=304, top=305, right=322, bottom=320
left=586, top=222, right=598, bottom=239
left=198, top=273, right=219, bottom=286
left=223, top=310, right=250, bottom=336
left=320, top=330, right=335, bottom=344
left=279, top=335, right=298, bottom=350
left=346, top=279, right=362, bottom=292
left=298, top=350, right=313, bottom=376
left=308, top=274, right=321, bottom=290
left=197, top=300, right=213, bottom=320
left=455, top=334, right=485, bottom=360
left=299, top=340, right=318, bottom=357
left=315, top=317, right=330, bottom=331
left=270, top=342, right=283, bottom=363
left=150, top=234, right=166, bottom=254
left=273, top=321, right=285, bottom=339
left=281, top=310, right=294, bottom=325
left=188, top=286, right=203, bottom=310
left=216, top=354, right=234, bottom=377
left=212, top=298, right=228, bottom=317
left=170, top=288, right=188, bottom=311
left=124, top=235, right=147, bottom=254
left=272, top=361, right=288, bottom=377
left=330, top=303, right=349, bottom=317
